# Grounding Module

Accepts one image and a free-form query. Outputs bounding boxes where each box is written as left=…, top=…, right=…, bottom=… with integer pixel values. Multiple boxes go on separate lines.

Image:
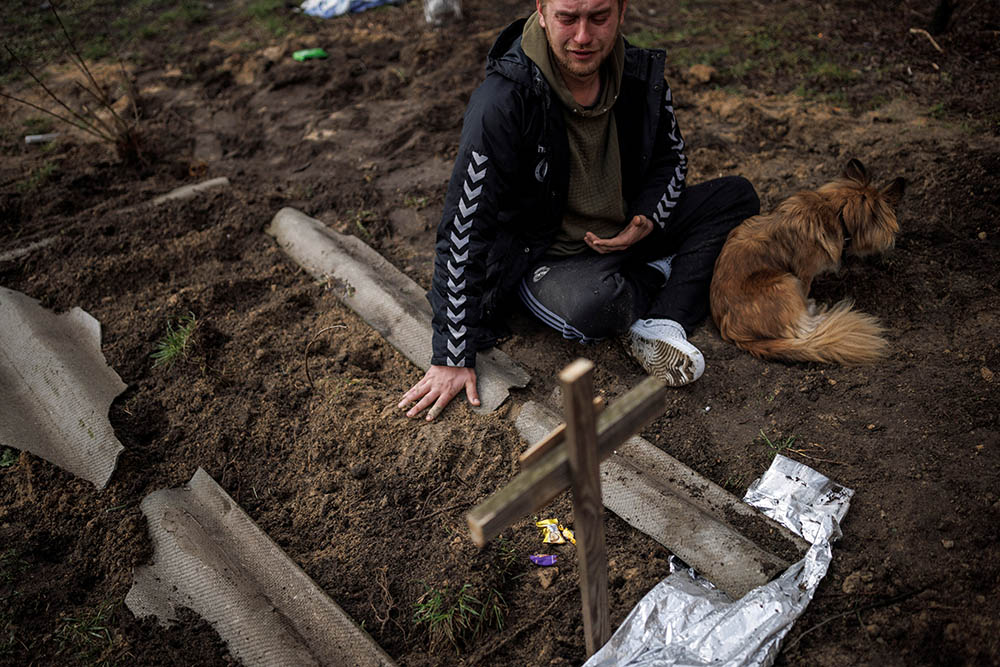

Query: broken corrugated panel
left=126, top=468, right=396, bottom=667
left=0, top=287, right=126, bottom=488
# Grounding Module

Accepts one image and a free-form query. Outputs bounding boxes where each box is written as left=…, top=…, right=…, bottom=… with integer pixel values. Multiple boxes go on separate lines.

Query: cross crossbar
left=466, top=374, right=666, bottom=547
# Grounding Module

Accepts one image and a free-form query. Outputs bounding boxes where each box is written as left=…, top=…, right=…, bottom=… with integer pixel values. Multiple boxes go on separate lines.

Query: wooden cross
left=467, top=359, right=666, bottom=657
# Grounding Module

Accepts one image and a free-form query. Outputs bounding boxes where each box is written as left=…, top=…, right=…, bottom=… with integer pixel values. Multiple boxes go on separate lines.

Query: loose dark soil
left=1, top=1, right=998, bottom=665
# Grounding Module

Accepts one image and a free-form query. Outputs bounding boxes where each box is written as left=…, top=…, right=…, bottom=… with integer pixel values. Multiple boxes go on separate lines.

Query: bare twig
left=2, top=44, right=114, bottom=141
left=404, top=501, right=472, bottom=525
left=118, top=57, right=141, bottom=124
left=49, top=4, right=115, bottom=113
left=791, top=451, right=848, bottom=465
left=304, top=324, right=347, bottom=390
left=71, top=80, right=120, bottom=137
left=416, top=482, right=447, bottom=516
left=909, top=27, right=945, bottom=53
left=369, top=566, right=404, bottom=635
left=0, top=89, right=109, bottom=141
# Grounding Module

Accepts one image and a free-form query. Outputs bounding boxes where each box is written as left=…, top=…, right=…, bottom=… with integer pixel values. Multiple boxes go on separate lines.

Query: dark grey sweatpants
left=519, top=176, right=759, bottom=340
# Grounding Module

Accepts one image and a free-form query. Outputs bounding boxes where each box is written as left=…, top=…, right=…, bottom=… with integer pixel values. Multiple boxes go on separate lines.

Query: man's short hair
left=538, top=0, right=626, bottom=10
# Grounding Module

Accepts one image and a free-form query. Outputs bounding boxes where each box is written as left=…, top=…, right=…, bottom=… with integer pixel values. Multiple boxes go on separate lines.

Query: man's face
left=536, top=0, right=627, bottom=83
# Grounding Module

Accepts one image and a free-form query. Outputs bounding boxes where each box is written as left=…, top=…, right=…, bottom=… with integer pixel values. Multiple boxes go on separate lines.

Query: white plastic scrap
left=585, top=454, right=853, bottom=667
left=300, top=0, right=400, bottom=19
left=423, top=0, right=461, bottom=24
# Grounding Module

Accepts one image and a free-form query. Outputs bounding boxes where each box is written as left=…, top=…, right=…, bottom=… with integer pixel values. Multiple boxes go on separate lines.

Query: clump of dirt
left=1, top=1, right=998, bottom=665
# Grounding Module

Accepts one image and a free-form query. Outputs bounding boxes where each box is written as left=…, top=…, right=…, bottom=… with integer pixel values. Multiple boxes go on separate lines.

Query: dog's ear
left=843, top=159, right=869, bottom=183
left=882, top=177, right=906, bottom=206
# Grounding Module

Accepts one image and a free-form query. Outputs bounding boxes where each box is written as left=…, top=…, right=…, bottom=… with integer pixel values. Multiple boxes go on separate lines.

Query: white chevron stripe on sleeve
left=458, top=198, right=478, bottom=217
left=467, top=163, right=486, bottom=182
left=442, top=150, right=490, bottom=364
left=463, top=181, right=483, bottom=199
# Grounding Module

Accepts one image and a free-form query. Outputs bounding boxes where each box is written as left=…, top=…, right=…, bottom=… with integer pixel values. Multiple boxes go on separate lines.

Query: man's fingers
left=406, top=391, right=438, bottom=419
left=398, top=382, right=426, bottom=409
left=400, top=365, right=477, bottom=420
left=466, top=375, right=481, bottom=406
left=426, top=394, right=452, bottom=421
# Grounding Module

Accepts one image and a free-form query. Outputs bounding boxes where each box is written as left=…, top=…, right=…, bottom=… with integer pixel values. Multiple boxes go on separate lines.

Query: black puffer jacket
left=428, top=18, right=688, bottom=368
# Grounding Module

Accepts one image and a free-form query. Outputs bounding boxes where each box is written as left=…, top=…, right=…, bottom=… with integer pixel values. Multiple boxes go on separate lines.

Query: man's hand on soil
left=398, top=365, right=480, bottom=421
left=584, top=214, right=654, bottom=253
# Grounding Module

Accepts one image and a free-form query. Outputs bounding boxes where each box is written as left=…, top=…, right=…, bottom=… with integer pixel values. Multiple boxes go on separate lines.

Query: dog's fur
left=710, top=159, right=905, bottom=365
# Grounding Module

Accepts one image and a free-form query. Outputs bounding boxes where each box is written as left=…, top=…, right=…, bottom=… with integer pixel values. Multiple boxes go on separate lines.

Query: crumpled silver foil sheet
left=585, top=455, right=853, bottom=667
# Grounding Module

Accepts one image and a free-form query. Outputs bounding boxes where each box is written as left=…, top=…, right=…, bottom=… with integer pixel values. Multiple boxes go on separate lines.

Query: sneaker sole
left=629, top=334, right=704, bottom=386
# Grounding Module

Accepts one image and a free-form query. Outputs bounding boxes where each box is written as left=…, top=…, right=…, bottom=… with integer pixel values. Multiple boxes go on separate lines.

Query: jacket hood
left=485, top=18, right=535, bottom=86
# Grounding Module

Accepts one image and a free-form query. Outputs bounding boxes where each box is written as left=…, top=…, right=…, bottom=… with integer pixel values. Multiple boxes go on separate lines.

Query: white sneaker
left=627, top=318, right=705, bottom=386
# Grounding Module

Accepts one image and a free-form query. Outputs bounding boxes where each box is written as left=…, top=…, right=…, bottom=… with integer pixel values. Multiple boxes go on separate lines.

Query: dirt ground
left=1, top=0, right=998, bottom=665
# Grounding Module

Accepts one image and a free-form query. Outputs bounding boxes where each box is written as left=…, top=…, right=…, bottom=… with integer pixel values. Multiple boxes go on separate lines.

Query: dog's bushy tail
left=739, top=300, right=889, bottom=365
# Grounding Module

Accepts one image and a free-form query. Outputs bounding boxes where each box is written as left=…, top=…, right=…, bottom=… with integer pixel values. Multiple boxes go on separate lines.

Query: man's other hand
left=584, top=214, right=654, bottom=253
left=398, top=365, right=480, bottom=421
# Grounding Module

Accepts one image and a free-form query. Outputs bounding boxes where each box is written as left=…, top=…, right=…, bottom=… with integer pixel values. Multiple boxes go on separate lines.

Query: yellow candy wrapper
left=535, top=518, right=566, bottom=544
left=560, top=526, right=576, bottom=545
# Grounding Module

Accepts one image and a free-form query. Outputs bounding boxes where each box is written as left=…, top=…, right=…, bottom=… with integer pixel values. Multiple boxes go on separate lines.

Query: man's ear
left=619, top=0, right=629, bottom=25
left=536, top=0, right=546, bottom=27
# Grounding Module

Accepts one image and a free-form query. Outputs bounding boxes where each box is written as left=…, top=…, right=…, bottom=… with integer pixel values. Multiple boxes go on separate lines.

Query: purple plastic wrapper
left=530, top=554, right=558, bottom=566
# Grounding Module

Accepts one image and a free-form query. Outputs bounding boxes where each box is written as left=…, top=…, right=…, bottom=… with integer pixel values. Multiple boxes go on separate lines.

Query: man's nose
left=573, top=20, right=593, bottom=45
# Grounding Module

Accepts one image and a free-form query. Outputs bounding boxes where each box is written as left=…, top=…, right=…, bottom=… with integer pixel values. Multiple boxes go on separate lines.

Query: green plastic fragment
left=293, top=48, right=329, bottom=61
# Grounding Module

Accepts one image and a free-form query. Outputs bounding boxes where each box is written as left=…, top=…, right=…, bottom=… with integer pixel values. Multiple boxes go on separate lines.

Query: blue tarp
left=301, top=0, right=401, bottom=19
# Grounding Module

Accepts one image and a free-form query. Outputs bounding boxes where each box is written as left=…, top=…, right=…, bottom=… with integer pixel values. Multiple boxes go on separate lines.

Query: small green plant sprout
left=0, top=448, right=17, bottom=468
left=403, top=194, right=428, bottom=209
left=759, top=429, right=797, bottom=458
left=350, top=209, right=377, bottom=237
left=151, top=312, right=197, bottom=369
left=413, top=583, right=481, bottom=650
left=927, top=102, right=946, bottom=119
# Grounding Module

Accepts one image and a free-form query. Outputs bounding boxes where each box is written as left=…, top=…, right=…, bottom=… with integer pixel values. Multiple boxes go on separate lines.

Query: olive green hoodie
left=521, top=11, right=627, bottom=256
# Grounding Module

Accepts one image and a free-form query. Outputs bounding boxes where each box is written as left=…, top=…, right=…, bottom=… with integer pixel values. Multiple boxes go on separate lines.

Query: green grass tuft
left=54, top=599, right=118, bottom=665
left=151, top=312, right=197, bottom=368
left=413, top=583, right=482, bottom=650
left=759, top=429, right=797, bottom=458
left=0, top=448, right=17, bottom=468
left=18, top=162, right=58, bottom=193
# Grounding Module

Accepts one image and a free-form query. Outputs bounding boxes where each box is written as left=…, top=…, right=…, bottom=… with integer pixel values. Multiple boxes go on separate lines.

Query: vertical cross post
left=560, top=359, right=610, bottom=656
left=466, top=361, right=666, bottom=657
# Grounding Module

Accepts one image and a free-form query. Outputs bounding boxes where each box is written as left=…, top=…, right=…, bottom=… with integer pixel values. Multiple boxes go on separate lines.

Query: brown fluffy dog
left=710, top=159, right=905, bottom=364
